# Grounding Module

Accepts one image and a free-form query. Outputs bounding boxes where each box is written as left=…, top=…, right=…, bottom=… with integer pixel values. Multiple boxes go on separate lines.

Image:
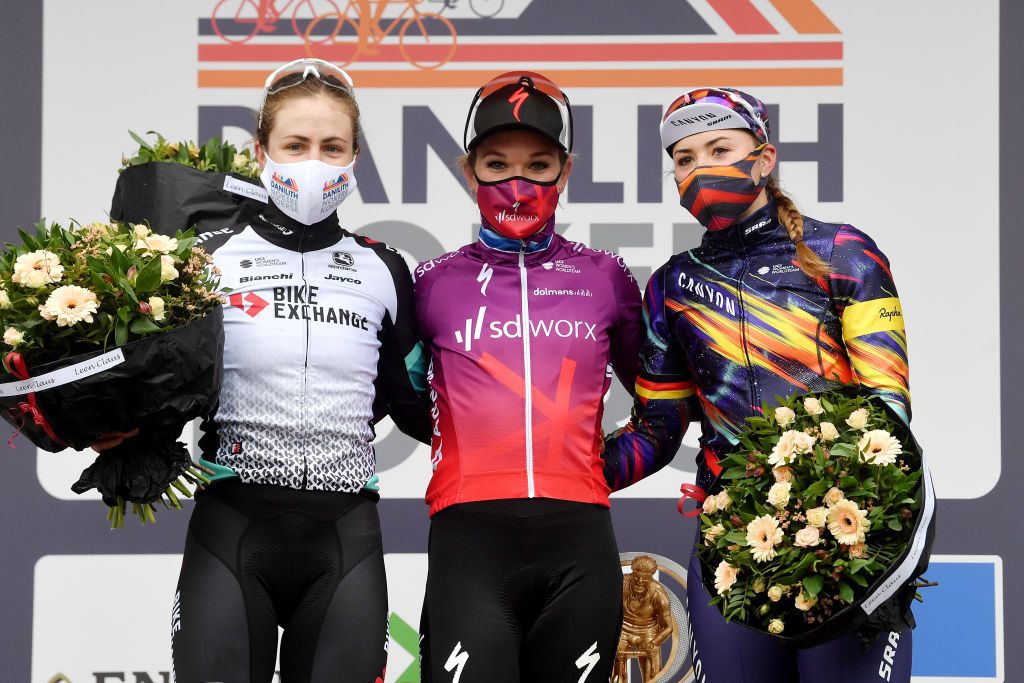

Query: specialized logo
left=575, top=642, right=600, bottom=682
left=445, top=641, right=469, bottom=683
left=878, top=630, right=901, bottom=681
left=270, top=172, right=299, bottom=197
left=476, top=262, right=493, bottom=296
left=229, top=292, right=269, bottom=317
left=508, top=85, right=530, bottom=121
left=453, top=306, right=598, bottom=352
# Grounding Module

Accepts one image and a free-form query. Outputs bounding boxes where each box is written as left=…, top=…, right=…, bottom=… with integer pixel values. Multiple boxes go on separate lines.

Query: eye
left=486, top=160, right=507, bottom=171
left=287, top=143, right=303, bottom=152
left=529, top=160, right=551, bottom=172
left=675, top=155, right=694, bottom=168
left=712, top=146, right=731, bottom=156
left=324, top=144, right=344, bottom=154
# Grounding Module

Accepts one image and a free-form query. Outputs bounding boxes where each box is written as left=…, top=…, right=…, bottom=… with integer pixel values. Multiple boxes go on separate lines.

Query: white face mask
left=260, top=154, right=358, bottom=225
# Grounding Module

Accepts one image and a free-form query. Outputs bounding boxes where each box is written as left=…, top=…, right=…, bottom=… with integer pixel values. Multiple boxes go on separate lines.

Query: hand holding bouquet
left=697, top=389, right=934, bottom=646
left=0, top=220, right=225, bottom=527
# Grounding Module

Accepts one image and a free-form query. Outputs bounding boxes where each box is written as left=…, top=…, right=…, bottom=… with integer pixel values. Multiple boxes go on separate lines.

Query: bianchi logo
left=240, top=256, right=287, bottom=269
left=239, top=272, right=291, bottom=284
left=453, top=306, right=598, bottom=352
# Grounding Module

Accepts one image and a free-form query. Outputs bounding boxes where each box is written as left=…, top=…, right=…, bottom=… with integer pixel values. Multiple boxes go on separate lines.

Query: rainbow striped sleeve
left=831, top=227, right=911, bottom=422
left=603, top=266, right=698, bottom=491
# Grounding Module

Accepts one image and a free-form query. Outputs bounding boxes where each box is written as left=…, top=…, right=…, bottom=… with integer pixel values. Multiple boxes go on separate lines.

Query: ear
left=462, top=160, right=479, bottom=194
left=753, top=144, right=777, bottom=182
left=255, top=141, right=266, bottom=169
left=556, top=155, right=573, bottom=194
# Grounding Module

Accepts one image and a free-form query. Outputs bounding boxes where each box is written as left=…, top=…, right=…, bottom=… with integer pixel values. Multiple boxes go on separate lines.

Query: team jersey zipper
left=518, top=247, right=536, bottom=498
left=299, top=226, right=311, bottom=489
left=735, top=252, right=760, bottom=411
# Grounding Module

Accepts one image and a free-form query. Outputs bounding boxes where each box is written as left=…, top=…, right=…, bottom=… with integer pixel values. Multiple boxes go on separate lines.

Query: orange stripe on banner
left=198, top=68, right=842, bottom=88
left=197, top=41, right=843, bottom=63
left=707, top=0, right=778, bottom=34
left=767, top=0, right=841, bottom=34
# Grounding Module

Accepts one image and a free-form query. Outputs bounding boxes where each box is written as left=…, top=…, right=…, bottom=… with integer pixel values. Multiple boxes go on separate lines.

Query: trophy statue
left=615, top=555, right=676, bottom=682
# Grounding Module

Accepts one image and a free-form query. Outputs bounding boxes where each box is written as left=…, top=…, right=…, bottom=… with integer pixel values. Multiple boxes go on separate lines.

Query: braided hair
left=765, top=177, right=830, bottom=279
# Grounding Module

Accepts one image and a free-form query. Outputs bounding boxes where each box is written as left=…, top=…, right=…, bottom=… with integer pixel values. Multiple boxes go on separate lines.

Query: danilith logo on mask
left=323, top=173, right=350, bottom=197
left=270, top=172, right=299, bottom=197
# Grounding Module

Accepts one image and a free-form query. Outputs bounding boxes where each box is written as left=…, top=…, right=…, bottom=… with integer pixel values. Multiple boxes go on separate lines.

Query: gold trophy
left=615, top=555, right=677, bottom=682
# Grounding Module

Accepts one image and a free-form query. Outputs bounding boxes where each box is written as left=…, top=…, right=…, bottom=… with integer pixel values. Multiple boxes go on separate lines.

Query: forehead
left=476, top=129, right=559, bottom=156
left=269, top=94, right=354, bottom=140
left=671, top=128, right=755, bottom=154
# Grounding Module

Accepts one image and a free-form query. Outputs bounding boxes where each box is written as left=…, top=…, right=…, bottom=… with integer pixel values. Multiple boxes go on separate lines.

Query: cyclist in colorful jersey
left=150, top=60, right=425, bottom=683
left=602, top=87, right=914, bottom=682
left=414, top=71, right=644, bottom=682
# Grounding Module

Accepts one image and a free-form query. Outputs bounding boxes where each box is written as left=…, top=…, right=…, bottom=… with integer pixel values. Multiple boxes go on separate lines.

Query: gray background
left=0, top=2, right=1019, bottom=680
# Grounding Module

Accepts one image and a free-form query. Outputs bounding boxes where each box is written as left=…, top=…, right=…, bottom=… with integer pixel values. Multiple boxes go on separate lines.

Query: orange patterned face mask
left=677, top=144, right=769, bottom=231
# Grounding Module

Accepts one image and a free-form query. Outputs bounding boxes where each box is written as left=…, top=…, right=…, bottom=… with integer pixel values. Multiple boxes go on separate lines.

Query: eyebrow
left=279, top=134, right=351, bottom=144
left=674, top=136, right=731, bottom=156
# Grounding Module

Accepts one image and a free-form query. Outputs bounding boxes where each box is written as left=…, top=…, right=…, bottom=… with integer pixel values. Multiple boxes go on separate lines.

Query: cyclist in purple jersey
left=603, top=87, right=914, bottom=682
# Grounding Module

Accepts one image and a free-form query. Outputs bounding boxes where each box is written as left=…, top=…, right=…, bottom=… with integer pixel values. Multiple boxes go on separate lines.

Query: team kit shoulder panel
left=200, top=216, right=410, bottom=492
left=417, top=233, right=642, bottom=515
left=654, top=203, right=910, bottom=491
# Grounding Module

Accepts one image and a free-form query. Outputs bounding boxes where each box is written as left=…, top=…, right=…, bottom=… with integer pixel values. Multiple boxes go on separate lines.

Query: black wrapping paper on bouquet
left=110, top=162, right=266, bottom=236
left=0, top=308, right=223, bottom=456
left=71, top=432, right=193, bottom=506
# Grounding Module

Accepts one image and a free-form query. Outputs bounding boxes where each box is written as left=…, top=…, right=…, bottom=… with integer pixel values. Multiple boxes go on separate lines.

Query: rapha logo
left=229, top=292, right=269, bottom=317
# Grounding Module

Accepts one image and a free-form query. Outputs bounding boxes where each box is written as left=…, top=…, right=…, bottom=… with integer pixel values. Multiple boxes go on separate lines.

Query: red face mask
left=475, top=176, right=560, bottom=240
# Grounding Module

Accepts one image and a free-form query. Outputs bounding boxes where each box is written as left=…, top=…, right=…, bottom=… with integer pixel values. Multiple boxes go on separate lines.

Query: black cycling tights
left=420, top=499, right=624, bottom=683
left=171, top=480, right=388, bottom=683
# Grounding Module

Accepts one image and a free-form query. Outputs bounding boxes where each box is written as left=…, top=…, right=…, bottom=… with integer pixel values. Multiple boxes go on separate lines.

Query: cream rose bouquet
left=121, top=131, right=261, bottom=178
left=0, top=220, right=225, bottom=527
left=696, top=389, right=934, bottom=647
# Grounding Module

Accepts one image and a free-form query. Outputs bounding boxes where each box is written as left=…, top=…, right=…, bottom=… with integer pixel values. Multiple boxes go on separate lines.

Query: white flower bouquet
left=696, top=389, right=935, bottom=647
left=0, top=220, right=225, bottom=526
left=111, top=132, right=267, bottom=237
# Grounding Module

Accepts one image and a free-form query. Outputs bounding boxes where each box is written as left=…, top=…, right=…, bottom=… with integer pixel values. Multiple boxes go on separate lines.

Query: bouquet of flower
left=696, top=389, right=934, bottom=647
left=0, top=220, right=226, bottom=527
left=111, top=131, right=267, bottom=237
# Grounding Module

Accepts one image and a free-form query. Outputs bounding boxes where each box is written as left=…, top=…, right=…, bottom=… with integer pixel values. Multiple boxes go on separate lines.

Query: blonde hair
left=257, top=77, right=361, bottom=154
left=765, top=177, right=830, bottom=279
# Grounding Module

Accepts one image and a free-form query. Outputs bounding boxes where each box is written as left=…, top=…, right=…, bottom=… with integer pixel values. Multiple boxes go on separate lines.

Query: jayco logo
left=453, top=306, right=598, bottom=352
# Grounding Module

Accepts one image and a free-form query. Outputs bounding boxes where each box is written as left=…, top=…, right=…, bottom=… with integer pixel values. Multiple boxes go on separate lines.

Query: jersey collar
left=252, top=199, right=345, bottom=252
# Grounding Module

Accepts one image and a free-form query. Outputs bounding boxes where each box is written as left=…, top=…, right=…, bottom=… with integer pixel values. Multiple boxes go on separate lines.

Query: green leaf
left=801, top=479, right=830, bottom=500
left=830, top=443, right=856, bottom=457
left=114, top=319, right=128, bottom=346
left=848, top=558, right=873, bottom=575
left=887, top=519, right=903, bottom=532
left=847, top=572, right=869, bottom=587
left=117, top=306, right=132, bottom=324
left=129, top=316, right=162, bottom=334
left=802, top=573, right=824, bottom=598
left=135, top=256, right=163, bottom=293
left=837, top=580, right=855, bottom=603
left=118, top=279, right=139, bottom=307
left=129, top=130, right=153, bottom=151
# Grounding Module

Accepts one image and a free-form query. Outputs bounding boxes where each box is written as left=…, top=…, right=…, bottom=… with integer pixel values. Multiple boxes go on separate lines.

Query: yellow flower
left=827, top=499, right=869, bottom=545
left=795, top=591, right=817, bottom=611
left=767, top=481, right=792, bottom=509
left=806, top=506, right=828, bottom=528
left=3, top=327, right=25, bottom=347
left=40, top=285, right=99, bottom=327
left=746, top=514, right=784, bottom=563
left=846, top=407, right=870, bottom=430
left=0, top=289, right=10, bottom=309
left=847, top=542, right=869, bottom=559
left=819, top=422, right=840, bottom=442
left=772, top=465, right=794, bottom=482
left=823, top=487, right=845, bottom=507
left=136, top=234, right=178, bottom=254
left=704, top=523, right=725, bottom=546
left=767, top=585, right=784, bottom=602
left=702, top=494, right=719, bottom=515
left=794, top=526, right=821, bottom=547
left=769, top=430, right=799, bottom=468
left=149, top=296, right=166, bottom=322
left=858, top=429, right=902, bottom=466
left=714, top=560, right=739, bottom=595
left=803, top=397, right=825, bottom=415
left=12, top=250, right=64, bottom=288
left=768, top=619, right=785, bottom=634
left=716, top=490, right=733, bottom=511
left=161, top=255, right=179, bottom=283
left=775, top=406, right=796, bottom=427
left=132, top=224, right=151, bottom=238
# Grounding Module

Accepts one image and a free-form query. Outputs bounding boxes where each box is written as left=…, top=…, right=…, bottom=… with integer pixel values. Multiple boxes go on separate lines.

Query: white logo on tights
left=575, top=641, right=600, bottom=682
left=445, top=641, right=469, bottom=682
